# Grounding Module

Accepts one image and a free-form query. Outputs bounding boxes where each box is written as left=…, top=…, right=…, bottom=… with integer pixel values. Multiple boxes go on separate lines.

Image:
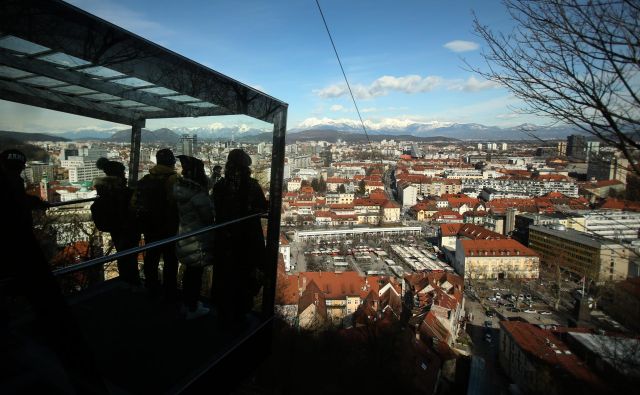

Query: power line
left=314, top=0, right=376, bottom=162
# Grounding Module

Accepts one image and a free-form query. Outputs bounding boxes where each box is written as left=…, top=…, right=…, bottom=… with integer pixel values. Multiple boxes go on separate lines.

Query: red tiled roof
left=298, top=280, right=327, bottom=319
left=382, top=200, right=400, bottom=209
left=439, top=223, right=462, bottom=237
left=460, top=239, right=537, bottom=257
left=298, top=272, right=380, bottom=300
left=501, top=321, right=607, bottom=391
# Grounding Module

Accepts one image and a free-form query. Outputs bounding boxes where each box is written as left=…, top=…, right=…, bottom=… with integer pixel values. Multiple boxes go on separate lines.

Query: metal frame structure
left=0, top=0, right=288, bottom=318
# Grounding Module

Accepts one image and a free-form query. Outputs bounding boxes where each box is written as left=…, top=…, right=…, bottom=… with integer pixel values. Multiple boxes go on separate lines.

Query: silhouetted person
left=132, top=149, right=179, bottom=301
left=211, top=149, right=267, bottom=325
left=0, top=149, right=106, bottom=393
left=209, top=164, right=222, bottom=194
left=174, top=155, right=214, bottom=319
left=92, top=158, right=141, bottom=286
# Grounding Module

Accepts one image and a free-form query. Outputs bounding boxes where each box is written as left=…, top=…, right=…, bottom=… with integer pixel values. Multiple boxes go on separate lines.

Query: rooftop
left=529, top=224, right=622, bottom=248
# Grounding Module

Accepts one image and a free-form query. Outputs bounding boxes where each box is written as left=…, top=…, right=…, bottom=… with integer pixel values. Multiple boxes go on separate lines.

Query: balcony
left=1, top=1, right=287, bottom=393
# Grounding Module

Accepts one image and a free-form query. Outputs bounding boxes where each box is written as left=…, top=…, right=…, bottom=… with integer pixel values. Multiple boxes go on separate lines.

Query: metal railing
left=52, top=211, right=268, bottom=276
left=47, top=197, right=97, bottom=207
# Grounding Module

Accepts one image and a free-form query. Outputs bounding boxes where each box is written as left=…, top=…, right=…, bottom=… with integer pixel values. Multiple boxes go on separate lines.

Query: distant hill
left=237, top=129, right=459, bottom=144
left=108, top=128, right=180, bottom=144
left=0, top=130, right=68, bottom=142
left=0, top=135, right=49, bottom=162
left=287, top=129, right=459, bottom=143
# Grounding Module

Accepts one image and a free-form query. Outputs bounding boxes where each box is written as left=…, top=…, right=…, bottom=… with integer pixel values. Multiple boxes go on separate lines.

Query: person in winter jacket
left=131, top=148, right=180, bottom=301
left=174, top=155, right=214, bottom=319
left=94, top=158, right=141, bottom=286
left=211, top=149, right=268, bottom=325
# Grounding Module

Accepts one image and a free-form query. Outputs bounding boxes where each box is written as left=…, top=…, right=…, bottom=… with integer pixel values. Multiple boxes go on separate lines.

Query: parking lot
left=465, top=279, right=569, bottom=328
left=286, top=233, right=449, bottom=279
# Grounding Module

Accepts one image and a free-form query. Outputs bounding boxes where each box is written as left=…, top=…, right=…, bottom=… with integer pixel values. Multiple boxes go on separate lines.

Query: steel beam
left=0, top=0, right=287, bottom=123
left=128, top=120, right=144, bottom=186
left=262, top=107, right=287, bottom=317
left=0, top=50, right=226, bottom=118
left=0, top=79, right=138, bottom=125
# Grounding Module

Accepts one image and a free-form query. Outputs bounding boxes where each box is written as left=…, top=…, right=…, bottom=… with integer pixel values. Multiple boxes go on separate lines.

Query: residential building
left=499, top=321, right=608, bottom=395
left=454, top=238, right=540, bottom=279
left=528, top=224, right=629, bottom=282
left=398, top=182, right=417, bottom=207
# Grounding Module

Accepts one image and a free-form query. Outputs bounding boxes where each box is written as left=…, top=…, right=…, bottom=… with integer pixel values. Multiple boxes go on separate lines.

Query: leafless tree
left=472, top=0, right=640, bottom=175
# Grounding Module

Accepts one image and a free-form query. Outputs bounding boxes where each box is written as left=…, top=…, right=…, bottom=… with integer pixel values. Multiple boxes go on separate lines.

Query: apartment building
left=528, top=224, right=629, bottom=282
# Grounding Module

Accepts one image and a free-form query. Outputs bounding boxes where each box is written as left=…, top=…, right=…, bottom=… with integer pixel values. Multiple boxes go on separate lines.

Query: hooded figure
left=93, top=158, right=140, bottom=285
left=174, top=155, right=215, bottom=267
left=211, top=149, right=267, bottom=324
left=174, top=155, right=214, bottom=318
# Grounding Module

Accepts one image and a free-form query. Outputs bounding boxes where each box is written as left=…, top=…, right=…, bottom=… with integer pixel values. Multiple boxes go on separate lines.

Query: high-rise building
left=587, top=153, right=628, bottom=184
left=567, top=135, right=587, bottom=159
left=557, top=141, right=567, bottom=156
left=177, top=134, right=198, bottom=156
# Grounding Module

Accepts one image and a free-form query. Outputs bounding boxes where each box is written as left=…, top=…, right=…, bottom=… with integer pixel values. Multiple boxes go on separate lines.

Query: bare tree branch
left=471, top=0, right=640, bottom=175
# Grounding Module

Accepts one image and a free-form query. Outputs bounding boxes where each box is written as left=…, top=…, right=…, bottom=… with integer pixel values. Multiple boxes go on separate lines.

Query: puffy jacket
left=173, top=177, right=215, bottom=267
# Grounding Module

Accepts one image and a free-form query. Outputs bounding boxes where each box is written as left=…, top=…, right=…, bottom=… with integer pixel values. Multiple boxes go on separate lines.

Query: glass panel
left=135, top=106, right=164, bottom=112
left=186, top=102, right=217, bottom=108
left=37, top=52, right=91, bottom=68
left=164, top=94, right=199, bottom=102
left=108, top=99, right=146, bottom=107
left=139, top=86, right=178, bottom=95
left=51, top=85, right=98, bottom=95
left=0, top=35, right=49, bottom=54
left=78, top=66, right=125, bottom=79
left=83, top=93, right=123, bottom=102
left=0, top=65, right=34, bottom=79
left=111, top=77, right=154, bottom=88
left=21, top=76, right=66, bottom=87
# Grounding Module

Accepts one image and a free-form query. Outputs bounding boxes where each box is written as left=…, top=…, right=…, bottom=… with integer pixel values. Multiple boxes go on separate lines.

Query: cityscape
left=1, top=0, right=639, bottom=394
left=5, top=127, right=640, bottom=394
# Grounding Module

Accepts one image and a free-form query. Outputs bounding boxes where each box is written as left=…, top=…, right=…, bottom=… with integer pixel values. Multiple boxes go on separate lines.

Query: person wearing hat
left=173, top=155, right=214, bottom=319
left=210, top=148, right=267, bottom=325
left=131, top=148, right=180, bottom=301
left=93, top=158, right=141, bottom=286
left=0, top=149, right=49, bottom=227
left=0, top=149, right=107, bottom=392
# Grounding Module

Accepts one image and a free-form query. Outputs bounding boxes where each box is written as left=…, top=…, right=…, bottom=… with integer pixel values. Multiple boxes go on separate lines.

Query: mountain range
left=4, top=120, right=594, bottom=144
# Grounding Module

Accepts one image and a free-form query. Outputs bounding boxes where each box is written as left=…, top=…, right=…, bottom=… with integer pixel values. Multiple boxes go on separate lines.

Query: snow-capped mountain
left=291, top=118, right=586, bottom=140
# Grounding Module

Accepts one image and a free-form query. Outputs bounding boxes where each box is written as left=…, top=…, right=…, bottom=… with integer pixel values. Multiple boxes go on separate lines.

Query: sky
left=0, top=0, right=543, bottom=134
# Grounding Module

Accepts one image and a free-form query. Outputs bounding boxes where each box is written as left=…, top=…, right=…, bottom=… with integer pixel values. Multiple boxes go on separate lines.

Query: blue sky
left=0, top=0, right=544, bottom=134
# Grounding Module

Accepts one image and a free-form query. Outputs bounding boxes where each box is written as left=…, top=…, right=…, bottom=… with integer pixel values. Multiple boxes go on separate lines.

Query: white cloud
left=330, top=104, right=347, bottom=112
left=208, top=122, right=227, bottom=130
left=448, top=76, right=500, bottom=92
left=315, top=74, right=498, bottom=99
left=443, top=40, right=479, bottom=53
left=315, top=75, right=443, bottom=99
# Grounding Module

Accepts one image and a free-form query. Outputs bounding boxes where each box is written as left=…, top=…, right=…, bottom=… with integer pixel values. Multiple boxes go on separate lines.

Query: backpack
left=132, top=174, right=171, bottom=233
left=91, top=190, right=128, bottom=232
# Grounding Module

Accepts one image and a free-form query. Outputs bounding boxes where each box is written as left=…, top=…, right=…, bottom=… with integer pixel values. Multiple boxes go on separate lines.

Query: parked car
left=539, top=311, right=552, bottom=315
left=484, top=320, right=492, bottom=327
left=524, top=309, right=537, bottom=313
left=508, top=308, right=521, bottom=313
left=486, top=310, right=495, bottom=317
left=485, top=334, right=492, bottom=343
